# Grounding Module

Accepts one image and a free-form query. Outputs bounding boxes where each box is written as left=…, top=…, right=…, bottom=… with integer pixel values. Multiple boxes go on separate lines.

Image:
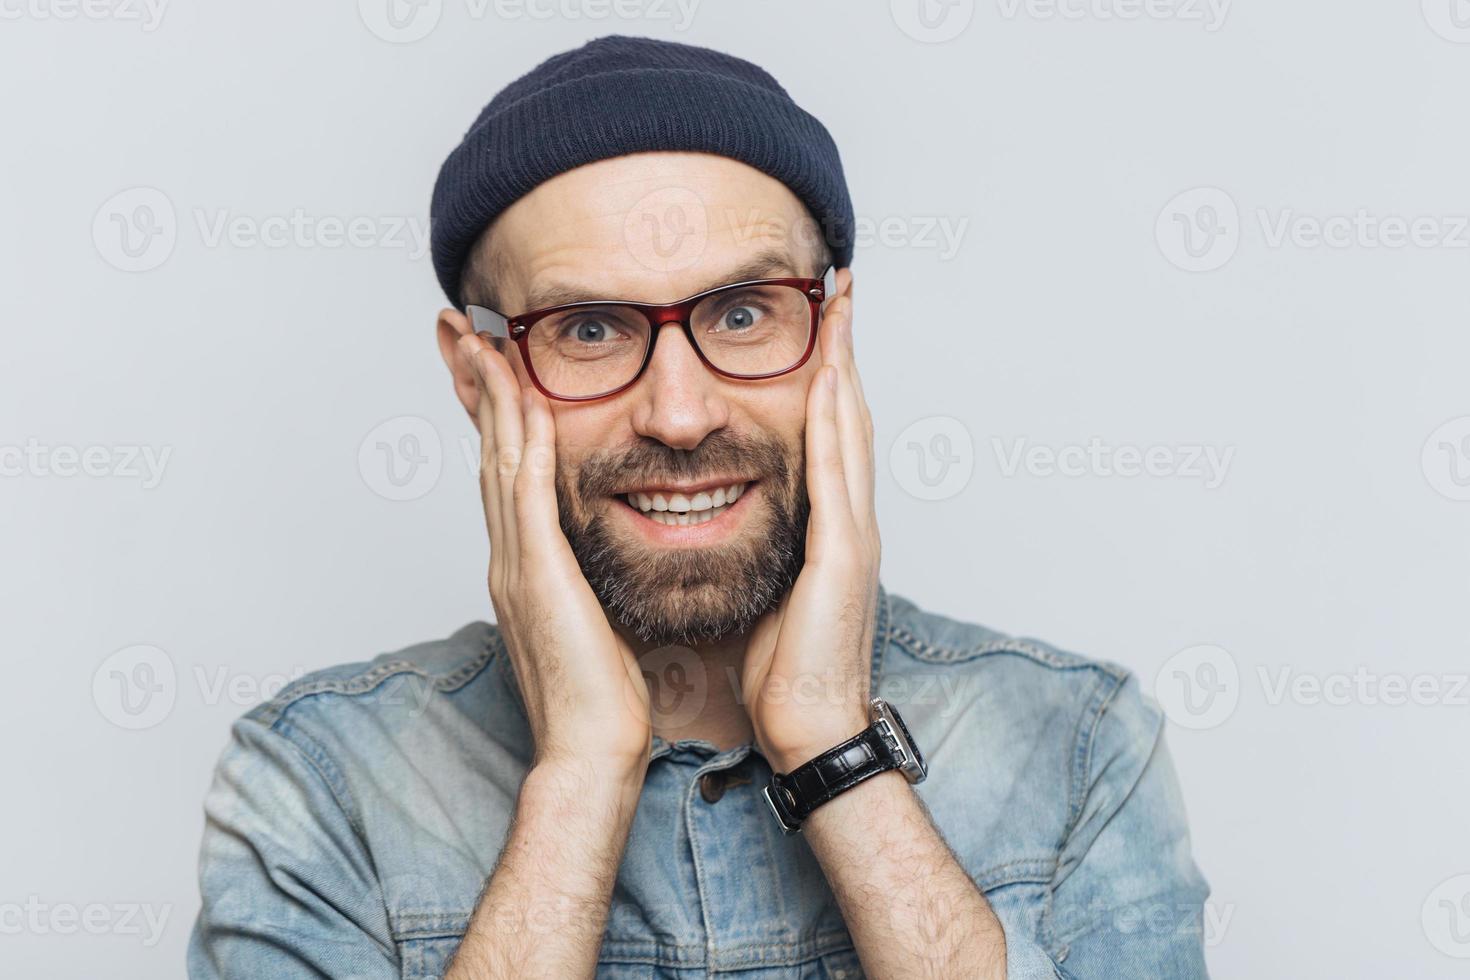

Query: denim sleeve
left=1002, top=672, right=1211, bottom=980
left=187, top=713, right=399, bottom=979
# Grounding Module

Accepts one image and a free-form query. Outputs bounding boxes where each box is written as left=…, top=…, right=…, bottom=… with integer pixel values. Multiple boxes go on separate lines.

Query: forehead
left=486, top=151, right=819, bottom=308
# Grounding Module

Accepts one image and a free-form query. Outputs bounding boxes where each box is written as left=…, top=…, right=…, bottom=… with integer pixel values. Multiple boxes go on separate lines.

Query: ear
left=435, top=307, right=482, bottom=420
left=438, top=309, right=532, bottom=420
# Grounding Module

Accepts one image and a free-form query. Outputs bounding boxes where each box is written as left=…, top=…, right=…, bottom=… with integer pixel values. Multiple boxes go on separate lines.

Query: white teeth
left=641, top=503, right=728, bottom=526
left=624, top=481, right=747, bottom=516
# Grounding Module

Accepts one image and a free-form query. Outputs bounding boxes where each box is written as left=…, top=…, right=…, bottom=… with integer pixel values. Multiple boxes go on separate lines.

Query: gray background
left=3, top=0, right=1469, bottom=976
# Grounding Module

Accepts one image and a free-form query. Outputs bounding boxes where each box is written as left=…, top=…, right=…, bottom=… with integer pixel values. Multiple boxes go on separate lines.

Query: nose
left=627, top=321, right=729, bottom=451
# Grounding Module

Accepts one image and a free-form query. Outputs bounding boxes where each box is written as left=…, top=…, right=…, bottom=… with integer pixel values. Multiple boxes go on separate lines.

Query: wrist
left=526, top=754, right=647, bottom=812
left=760, top=709, right=870, bottom=774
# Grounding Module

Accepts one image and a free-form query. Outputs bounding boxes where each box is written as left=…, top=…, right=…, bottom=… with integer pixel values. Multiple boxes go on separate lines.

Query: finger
left=464, top=333, right=523, bottom=567
left=839, top=299, right=876, bottom=449
left=513, top=384, right=570, bottom=568
left=819, top=298, right=872, bottom=520
left=805, top=362, right=854, bottom=559
left=482, top=341, right=527, bottom=572
left=842, top=309, right=878, bottom=522
left=459, top=333, right=506, bottom=556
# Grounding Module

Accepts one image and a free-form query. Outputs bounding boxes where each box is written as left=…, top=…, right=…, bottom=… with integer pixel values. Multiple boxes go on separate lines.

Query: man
left=189, top=35, right=1209, bottom=979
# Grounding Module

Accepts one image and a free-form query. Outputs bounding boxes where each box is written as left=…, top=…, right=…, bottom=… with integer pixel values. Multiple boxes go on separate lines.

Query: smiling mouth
left=617, top=480, right=753, bottom=527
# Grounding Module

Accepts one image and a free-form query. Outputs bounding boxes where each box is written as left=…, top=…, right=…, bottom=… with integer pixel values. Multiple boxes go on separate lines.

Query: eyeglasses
left=467, top=266, right=838, bottom=402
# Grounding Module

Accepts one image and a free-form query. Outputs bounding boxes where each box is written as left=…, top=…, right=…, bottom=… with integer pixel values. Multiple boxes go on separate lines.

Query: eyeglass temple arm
left=467, top=306, right=511, bottom=340
left=820, top=265, right=838, bottom=311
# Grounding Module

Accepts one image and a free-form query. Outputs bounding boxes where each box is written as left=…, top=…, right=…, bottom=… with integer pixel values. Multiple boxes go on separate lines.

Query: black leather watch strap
left=764, top=724, right=901, bottom=832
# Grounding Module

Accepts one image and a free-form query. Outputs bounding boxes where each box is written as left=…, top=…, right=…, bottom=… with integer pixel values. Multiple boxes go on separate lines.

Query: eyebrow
left=517, top=248, right=806, bottom=314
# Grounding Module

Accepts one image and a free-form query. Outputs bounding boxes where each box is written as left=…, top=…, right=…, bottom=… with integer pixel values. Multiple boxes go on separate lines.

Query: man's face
left=449, top=152, right=848, bottom=649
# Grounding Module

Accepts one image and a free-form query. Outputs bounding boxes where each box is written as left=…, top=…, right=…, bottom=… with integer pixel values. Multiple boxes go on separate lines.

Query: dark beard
left=556, top=427, right=809, bottom=647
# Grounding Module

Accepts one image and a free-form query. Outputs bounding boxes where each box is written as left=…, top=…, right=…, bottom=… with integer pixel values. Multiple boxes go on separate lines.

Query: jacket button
left=699, top=771, right=726, bottom=803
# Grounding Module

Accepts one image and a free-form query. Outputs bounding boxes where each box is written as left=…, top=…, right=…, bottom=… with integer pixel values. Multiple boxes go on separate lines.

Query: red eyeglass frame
left=466, top=265, right=838, bottom=402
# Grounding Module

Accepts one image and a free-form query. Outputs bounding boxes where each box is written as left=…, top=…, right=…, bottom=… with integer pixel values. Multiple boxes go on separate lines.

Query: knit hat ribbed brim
left=429, top=34, right=854, bottom=310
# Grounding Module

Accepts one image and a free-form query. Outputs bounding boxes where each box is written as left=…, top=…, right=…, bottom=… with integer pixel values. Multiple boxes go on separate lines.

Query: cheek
left=743, top=385, right=810, bottom=450
left=551, top=404, right=622, bottom=465
left=729, top=408, right=807, bottom=493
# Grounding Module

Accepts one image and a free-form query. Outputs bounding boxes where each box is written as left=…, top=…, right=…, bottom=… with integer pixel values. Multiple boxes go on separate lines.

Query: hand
left=740, top=295, right=882, bottom=774
left=457, top=332, right=652, bottom=779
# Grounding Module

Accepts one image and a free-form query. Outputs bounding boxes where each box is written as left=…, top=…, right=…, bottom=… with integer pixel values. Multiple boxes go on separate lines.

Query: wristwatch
left=762, top=697, right=927, bottom=834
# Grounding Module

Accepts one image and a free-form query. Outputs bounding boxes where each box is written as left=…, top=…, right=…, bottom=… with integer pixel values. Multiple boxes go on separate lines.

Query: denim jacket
left=188, top=582, right=1210, bottom=979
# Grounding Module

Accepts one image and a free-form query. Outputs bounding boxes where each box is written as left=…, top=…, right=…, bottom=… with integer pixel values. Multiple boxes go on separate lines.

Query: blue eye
left=574, top=319, right=611, bottom=342
left=721, top=306, right=761, bottom=331
left=560, top=316, right=621, bottom=343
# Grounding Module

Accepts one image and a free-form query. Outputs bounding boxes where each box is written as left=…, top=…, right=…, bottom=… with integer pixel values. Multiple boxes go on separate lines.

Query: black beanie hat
left=429, top=34, right=855, bottom=310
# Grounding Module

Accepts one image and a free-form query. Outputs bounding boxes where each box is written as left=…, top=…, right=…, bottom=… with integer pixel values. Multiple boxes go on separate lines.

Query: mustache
left=574, top=428, right=795, bottom=500
left=556, top=426, right=811, bottom=646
